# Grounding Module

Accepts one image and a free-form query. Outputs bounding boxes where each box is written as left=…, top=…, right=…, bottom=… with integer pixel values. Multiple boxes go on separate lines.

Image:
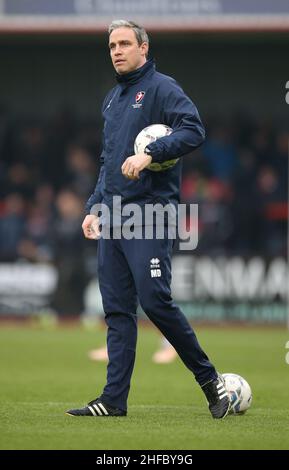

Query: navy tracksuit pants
left=97, top=230, right=217, bottom=412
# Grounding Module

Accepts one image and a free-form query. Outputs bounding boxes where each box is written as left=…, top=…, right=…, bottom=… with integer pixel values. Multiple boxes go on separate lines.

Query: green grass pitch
left=0, top=324, right=289, bottom=450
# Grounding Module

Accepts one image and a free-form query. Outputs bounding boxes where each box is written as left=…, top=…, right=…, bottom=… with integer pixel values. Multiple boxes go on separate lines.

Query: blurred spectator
left=43, top=108, right=77, bottom=189
left=230, top=148, right=260, bottom=255
left=251, top=122, right=274, bottom=164
left=16, top=123, right=46, bottom=171
left=195, top=178, right=233, bottom=255
left=64, top=144, right=96, bottom=197
left=16, top=183, right=57, bottom=262
left=50, top=189, right=89, bottom=315
left=0, top=193, right=26, bottom=261
left=255, top=166, right=287, bottom=257
left=34, top=183, right=55, bottom=213
left=1, top=163, right=34, bottom=199
left=275, top=131, right=288, bottom=194
left=202, top=124, right=237, bottom=180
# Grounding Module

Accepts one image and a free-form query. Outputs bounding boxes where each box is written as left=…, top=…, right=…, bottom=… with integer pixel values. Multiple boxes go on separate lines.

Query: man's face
left=109, top=27, right=148, bottom=74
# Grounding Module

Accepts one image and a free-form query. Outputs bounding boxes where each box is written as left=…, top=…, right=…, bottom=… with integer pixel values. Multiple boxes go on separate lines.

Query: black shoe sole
left=65, top=411, right=126, bottom=417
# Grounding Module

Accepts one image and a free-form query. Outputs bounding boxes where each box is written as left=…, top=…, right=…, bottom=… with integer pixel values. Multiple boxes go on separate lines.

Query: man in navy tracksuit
left=67, top=20, right=230, bottom=419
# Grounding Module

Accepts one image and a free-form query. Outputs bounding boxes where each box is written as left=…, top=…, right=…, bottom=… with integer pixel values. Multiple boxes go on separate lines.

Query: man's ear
left=141, top=42, right=149, bottom=57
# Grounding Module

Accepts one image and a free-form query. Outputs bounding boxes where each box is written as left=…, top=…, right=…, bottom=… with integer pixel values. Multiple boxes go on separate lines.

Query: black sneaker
left=66, top=398, right=126, bottom=417
left=201, top=374, right=231, bottom=419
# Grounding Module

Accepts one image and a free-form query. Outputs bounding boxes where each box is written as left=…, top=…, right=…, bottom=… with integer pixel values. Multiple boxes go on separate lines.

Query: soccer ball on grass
left=222, top=373, right=252, bottom=415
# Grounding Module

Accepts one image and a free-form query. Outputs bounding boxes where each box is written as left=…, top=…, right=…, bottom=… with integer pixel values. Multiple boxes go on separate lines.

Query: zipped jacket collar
left=116, top=58, right=155, bottom=86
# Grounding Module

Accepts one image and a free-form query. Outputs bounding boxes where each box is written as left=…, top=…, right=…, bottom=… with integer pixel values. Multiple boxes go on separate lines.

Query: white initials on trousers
left=151, top=269, right=161, bottom=278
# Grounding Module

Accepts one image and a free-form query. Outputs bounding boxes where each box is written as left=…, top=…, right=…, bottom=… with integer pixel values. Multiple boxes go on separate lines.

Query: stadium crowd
left=0, top=108, right=287, bottom=313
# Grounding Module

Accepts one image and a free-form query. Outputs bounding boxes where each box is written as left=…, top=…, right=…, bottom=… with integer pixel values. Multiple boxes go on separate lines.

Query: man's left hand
left=121, top=153, right=152, bottom=180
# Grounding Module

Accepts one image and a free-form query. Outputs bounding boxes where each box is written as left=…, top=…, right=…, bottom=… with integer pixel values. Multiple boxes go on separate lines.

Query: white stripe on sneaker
left=93, top=404, right=103, bottom=415
left=88, top=405, right=97, bottom=416
left=98, top=403, right=109, bottom=415
left=218, top=387, right=226, bottom=394
left=219, top=392, right=228, bottom=400
left=217, top=383, right=224, bottom=389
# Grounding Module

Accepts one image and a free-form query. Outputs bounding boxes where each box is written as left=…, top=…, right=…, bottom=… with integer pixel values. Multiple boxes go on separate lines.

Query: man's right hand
left=82, top=214, right=100, bottom=240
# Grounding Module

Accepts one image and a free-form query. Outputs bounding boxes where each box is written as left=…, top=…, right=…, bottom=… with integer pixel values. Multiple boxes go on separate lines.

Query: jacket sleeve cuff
left=145, top=143, right=167, bottom=163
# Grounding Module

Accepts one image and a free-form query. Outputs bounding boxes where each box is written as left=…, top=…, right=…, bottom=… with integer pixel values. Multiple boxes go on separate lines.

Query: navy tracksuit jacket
left=86, top=59, right=217, bottom=411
